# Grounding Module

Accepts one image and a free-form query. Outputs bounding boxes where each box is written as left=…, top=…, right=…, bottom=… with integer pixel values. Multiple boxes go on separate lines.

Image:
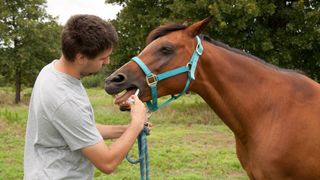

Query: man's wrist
left=129, top=119, right=144, bottom=131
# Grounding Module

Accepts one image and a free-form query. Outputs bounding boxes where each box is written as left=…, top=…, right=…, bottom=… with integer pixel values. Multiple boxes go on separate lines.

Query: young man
left=24, top=14, right=147, bottom=179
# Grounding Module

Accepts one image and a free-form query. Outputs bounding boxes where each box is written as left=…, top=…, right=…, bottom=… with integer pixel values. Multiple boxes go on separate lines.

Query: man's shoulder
left=36, top=61, right=81, bottom=96
left=32, top=62, right=79, bottom=108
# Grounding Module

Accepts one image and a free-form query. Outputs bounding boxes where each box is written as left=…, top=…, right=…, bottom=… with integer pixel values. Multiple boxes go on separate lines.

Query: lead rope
left=126, top=124, right=150, bottom=180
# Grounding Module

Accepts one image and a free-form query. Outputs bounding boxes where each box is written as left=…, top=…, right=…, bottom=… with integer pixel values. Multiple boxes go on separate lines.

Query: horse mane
left=145, top=23, right=268, bottom=66
left=200, top=35, right=280, bottom=69
left=200, top=35, right=305, bottom=74
left=146, top=23, right=304, bottom=75
left=146, top=23, right=187, bottom=45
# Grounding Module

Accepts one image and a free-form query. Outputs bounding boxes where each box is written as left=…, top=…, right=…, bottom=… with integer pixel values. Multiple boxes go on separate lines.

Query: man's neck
left=55, top=56, right=81, bottom=79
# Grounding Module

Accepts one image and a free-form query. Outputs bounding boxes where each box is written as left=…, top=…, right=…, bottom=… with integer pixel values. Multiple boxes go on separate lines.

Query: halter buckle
left=196, top=44, right=203, bottom=55
left=195, top=36, right=203, bottom=55
left=186, top=63, right=192, bottom=71
left=146, top=74, right=158, bottom=87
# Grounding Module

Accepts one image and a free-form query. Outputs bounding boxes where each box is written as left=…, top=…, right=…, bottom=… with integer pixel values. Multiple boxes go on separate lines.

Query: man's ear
left=75, top=53, right=87, bottom=65
left=185, top=16, right=213, bottom=37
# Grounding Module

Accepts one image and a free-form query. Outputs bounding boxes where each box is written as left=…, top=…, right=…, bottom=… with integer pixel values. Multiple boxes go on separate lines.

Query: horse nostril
left=110, top=74, right=126, bottom=83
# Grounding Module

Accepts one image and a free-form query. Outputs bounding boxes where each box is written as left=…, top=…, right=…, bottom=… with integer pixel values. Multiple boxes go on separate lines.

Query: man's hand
left=81, top=94, right=150, bottom=174
left=129, top=95, right=147, bottom=130
left=144, top=122, right=152, bottom=135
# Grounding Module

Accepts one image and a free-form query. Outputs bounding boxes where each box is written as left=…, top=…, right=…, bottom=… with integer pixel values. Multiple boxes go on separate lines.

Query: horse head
left=105, top=17, right=212, bottom=110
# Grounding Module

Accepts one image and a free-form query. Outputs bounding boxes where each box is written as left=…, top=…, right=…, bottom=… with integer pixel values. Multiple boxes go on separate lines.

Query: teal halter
left=131, top=36, right=203, bottom=112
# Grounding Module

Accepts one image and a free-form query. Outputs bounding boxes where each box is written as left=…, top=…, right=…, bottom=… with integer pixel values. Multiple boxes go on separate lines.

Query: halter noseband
left=131, top=36, right=203, bottom=112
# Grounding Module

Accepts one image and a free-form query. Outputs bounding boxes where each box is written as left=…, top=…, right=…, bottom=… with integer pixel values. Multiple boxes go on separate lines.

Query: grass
left=0, top=120, right=25, bottom=179
left=0, top=87, right=247, bottom=179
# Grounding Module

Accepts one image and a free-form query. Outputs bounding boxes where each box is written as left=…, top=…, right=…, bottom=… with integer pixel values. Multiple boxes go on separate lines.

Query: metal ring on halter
left=186, top=63, right=192, bottom=71
left=195, top=36, right=203, bottom=55
left=146, top=74, right=158, bottom=87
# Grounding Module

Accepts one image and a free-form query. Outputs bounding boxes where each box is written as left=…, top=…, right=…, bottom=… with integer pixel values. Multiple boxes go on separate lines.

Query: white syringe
left=127, top=89, right=140, bottom=104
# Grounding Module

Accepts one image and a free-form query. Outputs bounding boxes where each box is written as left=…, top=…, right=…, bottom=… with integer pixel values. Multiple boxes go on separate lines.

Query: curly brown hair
left=61, top=14, right=118, bottom=61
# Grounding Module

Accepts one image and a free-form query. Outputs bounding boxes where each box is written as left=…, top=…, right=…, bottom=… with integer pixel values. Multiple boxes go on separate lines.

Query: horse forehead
left=147, top=33, right=192, bottom=49
left=164, top=31, right=191, bottom=43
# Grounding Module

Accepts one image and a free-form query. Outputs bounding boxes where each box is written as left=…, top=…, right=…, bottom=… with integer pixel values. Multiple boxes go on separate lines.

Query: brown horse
left=105, top=17, right=320, bottom=179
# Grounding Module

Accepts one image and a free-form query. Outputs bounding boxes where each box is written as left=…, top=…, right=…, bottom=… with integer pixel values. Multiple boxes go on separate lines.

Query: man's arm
left=81, top=95, right=147, bottom=174
left=81, top=121, right=142, bottom=174
left=96, top=124, right=128, bottom=139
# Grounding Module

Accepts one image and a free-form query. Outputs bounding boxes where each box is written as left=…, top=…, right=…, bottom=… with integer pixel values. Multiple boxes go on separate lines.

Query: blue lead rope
left=126, top=126, right=150, bottom=180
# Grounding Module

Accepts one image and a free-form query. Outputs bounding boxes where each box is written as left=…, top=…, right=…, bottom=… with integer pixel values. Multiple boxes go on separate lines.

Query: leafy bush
left=0, top=75, right=6, bottom=87
left=81, top=74, right=105, bottom=88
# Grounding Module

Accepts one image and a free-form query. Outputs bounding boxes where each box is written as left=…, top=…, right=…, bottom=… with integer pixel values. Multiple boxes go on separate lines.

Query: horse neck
left=190, top=41, right=280, bottom=140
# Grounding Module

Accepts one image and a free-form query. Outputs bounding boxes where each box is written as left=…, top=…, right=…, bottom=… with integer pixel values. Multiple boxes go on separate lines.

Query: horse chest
left=237, top=136, right=320, bottom=179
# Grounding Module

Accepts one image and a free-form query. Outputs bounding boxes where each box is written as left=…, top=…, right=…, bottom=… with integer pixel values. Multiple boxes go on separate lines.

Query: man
left=24, top=14, right=147, bottom=179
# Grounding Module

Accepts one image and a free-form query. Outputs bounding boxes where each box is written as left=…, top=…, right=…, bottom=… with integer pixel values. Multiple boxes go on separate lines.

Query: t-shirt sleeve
left=52, top=99, right=103, bottom=151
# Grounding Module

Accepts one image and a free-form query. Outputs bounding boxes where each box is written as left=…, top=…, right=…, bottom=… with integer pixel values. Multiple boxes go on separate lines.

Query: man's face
left=80, top=48, right=112, bottom=76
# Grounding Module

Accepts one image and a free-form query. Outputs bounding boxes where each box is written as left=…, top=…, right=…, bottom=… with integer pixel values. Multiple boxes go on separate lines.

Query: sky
left=45, top=0, right=122, bottom=25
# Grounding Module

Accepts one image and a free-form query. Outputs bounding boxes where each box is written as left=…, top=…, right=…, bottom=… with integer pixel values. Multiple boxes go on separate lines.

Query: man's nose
left=104, top=58, right=110, bottom=65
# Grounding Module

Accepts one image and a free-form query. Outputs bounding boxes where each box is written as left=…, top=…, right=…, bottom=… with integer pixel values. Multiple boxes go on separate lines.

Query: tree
left=0, top=0, right=62, bottom=103
left=106, top=0, right=174, bottom=69
left=107, top=0, right=320, bottom=81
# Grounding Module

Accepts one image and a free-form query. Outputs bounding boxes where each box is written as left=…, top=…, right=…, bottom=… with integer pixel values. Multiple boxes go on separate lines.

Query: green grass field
left=0, top=87, right=247, bottom=179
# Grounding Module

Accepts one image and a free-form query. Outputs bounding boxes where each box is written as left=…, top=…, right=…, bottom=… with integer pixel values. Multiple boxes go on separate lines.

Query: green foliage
left=0, top=0, right=62, bottom=102
left=0, top=75, right=5, bottom=86
left=107, top=0, right=174, bottom=69
left=108, top=0, right=320, bottom=80
left=81, top=74, right=104, bottom=88
left=81, top=67, right=114, bottom=88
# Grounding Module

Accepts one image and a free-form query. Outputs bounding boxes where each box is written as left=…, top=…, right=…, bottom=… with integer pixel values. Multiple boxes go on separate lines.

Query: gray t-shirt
left=24, top=60, right=103, bottom=180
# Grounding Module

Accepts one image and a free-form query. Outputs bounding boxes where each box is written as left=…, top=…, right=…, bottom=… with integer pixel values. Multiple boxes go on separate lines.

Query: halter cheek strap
left=131, top=36, right=203, bottom=112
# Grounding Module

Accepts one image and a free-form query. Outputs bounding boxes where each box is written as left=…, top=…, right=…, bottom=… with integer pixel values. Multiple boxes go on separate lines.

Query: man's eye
left=159, top=46, right=173, bottom=55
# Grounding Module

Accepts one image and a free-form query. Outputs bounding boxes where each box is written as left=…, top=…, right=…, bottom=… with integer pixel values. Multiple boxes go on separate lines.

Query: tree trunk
left=15, top=67, right=21, bottom=104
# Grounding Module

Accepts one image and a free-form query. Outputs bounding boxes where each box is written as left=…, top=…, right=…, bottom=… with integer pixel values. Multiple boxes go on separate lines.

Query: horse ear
left=186, top=16, right=213, bottom=37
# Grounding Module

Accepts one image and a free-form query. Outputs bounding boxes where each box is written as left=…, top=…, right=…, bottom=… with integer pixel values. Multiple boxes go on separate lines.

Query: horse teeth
left=116, top=90, right=127, bottom=97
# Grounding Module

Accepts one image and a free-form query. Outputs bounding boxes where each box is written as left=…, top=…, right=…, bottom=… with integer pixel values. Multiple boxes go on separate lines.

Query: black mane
left=146, top=23, right=263, bottom=63
left=200, top=35, right=270, bottom=66
left=146, top=23, right=187, bottom=45
left=200, top=35, right=305, bottom=74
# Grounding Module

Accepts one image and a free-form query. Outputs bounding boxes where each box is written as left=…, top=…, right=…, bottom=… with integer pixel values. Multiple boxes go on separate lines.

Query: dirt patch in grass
left=0, top=118, right=25, bottom=137
left=0, top=120, right=5, bottom=131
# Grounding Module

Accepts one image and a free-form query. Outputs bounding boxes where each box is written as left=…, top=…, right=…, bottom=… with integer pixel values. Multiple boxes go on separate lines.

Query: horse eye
left=159, top=46, right=173, bottom=55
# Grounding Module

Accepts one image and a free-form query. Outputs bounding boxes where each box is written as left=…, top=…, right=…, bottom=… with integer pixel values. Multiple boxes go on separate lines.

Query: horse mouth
left=104, top=72, right=146, bottom=110
left=112, top=87, right=139, bottom=105
left=105, top=83, right=140, bottom=111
